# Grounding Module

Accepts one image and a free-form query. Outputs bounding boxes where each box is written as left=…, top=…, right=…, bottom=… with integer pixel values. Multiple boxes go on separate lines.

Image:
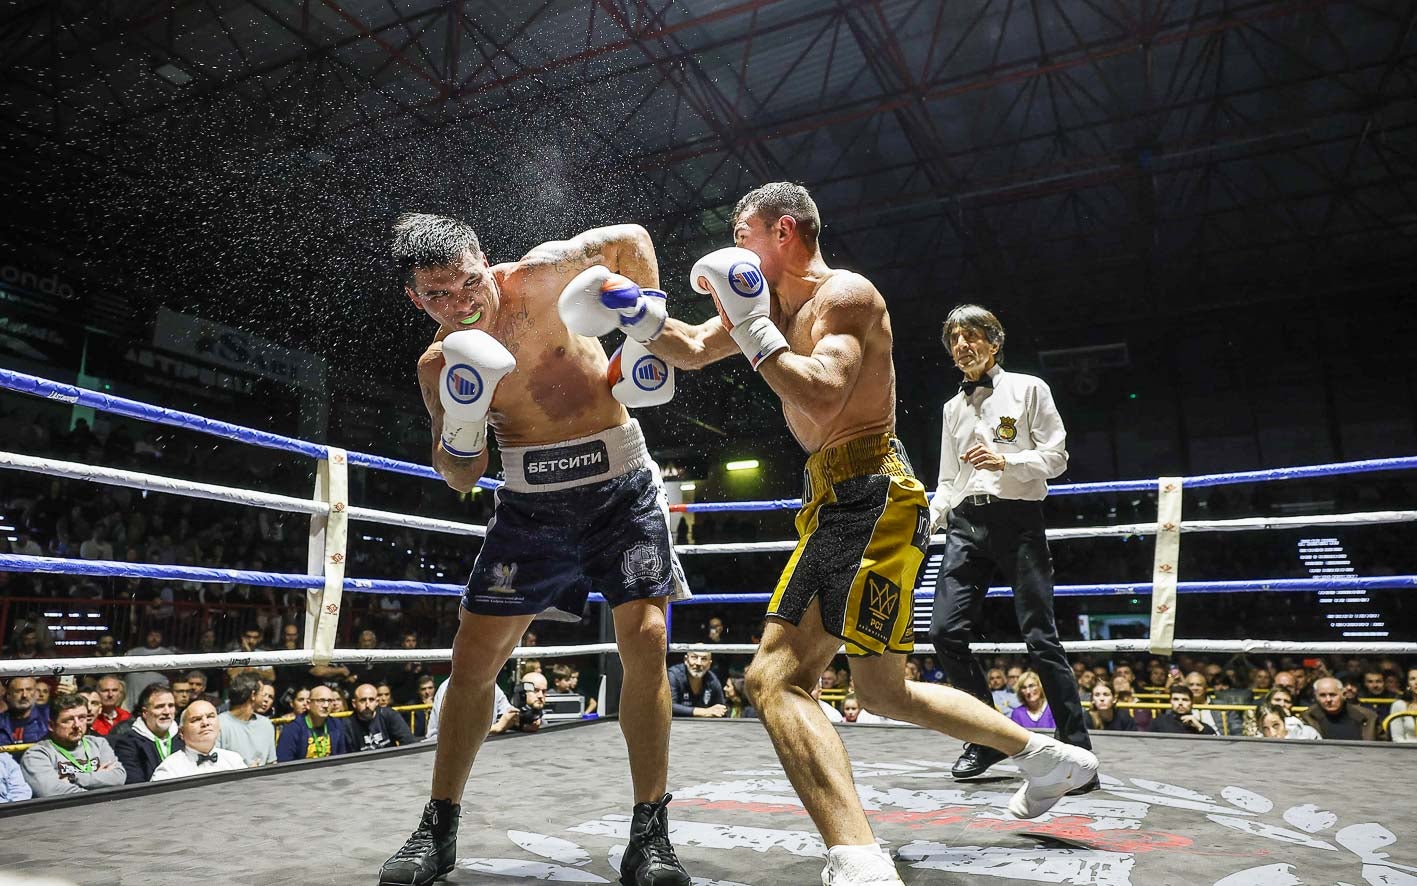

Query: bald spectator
left=21, top=693, right=126, bottom=797
left=1302, top=676, right=1378, bottom=741
left=276, top=684, right=351, bottom=761
left=217, top=673, right=277, bottom=767
left=152, top=701, right=246, bottom=780
left=111, top=682, right=183, bottom=783
left=0, top=677, right=49, bottom=745
left=348, top=683, right=418, bottom=752
left=90, top=675, right=131, bottom=737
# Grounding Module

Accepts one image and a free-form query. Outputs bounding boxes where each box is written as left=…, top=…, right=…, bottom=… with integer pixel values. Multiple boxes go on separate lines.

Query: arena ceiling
left=1, top=0, right=1415, bottom=388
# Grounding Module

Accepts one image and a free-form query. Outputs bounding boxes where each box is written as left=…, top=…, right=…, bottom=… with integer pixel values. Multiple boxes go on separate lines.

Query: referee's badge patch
left=994, top=416, right=1018, bottom=444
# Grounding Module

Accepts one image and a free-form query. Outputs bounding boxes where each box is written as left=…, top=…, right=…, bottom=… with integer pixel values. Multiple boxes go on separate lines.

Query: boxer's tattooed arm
left=521, top=224, right=657, bottom=286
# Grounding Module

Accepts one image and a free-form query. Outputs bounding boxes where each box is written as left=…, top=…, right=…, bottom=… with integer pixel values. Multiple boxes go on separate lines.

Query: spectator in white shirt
left=152, top=700, right=246, bottom=780
left=926, top=305, right=1093, bottom=788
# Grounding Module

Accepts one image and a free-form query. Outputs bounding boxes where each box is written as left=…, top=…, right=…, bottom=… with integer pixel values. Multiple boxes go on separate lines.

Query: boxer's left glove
left=558, top=266, right=667, bottom=342
left=439, top=330, right=516, bottom=458
left=608, top=336, right=675, bottom=408
left=691, top=247, right=788, bottom=370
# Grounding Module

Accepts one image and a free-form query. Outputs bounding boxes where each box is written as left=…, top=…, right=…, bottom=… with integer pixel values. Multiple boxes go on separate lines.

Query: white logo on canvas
left=489, top=562, right=518, bottom=594
left=621, top=543, right=664, bottom=585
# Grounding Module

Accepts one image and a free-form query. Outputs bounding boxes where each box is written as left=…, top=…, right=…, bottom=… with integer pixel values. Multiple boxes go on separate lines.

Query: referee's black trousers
left=927, top=498, right=1091, bottom=749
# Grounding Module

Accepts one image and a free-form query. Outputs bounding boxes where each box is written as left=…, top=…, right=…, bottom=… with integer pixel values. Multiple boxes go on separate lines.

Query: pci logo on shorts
left=728, top=263, right=764, bottom=297
left=446, top=364, right=484, bottom=405
left=857, top=571, right=899, bottom=645
left=633, top=355, right=669, bottom=391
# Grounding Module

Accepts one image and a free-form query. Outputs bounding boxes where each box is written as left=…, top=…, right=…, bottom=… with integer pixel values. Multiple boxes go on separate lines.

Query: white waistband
left=498, top=420, right=648, bottom=493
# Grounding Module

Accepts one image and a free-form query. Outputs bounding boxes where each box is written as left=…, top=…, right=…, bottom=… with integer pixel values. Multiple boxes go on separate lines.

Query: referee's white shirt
left=930, top=364, right=1069, bottom=528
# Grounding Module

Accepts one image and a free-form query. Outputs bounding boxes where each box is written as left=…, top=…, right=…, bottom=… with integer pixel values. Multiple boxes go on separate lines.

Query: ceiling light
left=155, top=63, right=193, bottom=86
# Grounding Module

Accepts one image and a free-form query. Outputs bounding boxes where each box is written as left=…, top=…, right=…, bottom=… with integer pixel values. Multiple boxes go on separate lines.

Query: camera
left=511, top=680, right=544, bottom=729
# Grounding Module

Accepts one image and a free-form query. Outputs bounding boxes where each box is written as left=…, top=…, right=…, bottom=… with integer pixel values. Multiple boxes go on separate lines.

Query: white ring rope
left=6, top=639, right=1416, bottom=679
left=0, top=645, right=617, bottom=678
left=5, top=450, right=1412, bottom=554
left=0, top=450, right=487, bottom=538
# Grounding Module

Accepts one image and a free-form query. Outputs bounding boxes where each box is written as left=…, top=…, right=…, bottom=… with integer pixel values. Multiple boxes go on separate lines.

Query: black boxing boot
left=379, top=799, right=459, bottom=885
left=620, top=794, right=691, bottom=886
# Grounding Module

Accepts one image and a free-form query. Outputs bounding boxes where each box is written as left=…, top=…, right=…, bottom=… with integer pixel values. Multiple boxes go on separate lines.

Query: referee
left=926, top=305, right=1096, bottom=789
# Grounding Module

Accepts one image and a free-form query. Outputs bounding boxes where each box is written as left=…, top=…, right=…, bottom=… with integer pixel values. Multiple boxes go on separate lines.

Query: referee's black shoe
left=379, top=799, right=459, bottom=885
left=620, top=793, right=691, bottom=886
left=951, top=743, right=1008, bottom=779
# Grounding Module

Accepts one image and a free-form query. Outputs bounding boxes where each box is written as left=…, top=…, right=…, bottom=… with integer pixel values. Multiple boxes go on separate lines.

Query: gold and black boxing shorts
left=768, top=433, right=932, bottom=656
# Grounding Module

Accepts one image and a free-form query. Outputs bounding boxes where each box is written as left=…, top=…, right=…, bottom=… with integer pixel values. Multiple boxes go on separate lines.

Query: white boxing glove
left=690, top=247, right=788, bottom=370
left=558, top=265, right=667, bottom=342
left=438, top=330, right=516, bottom=458
left=608, top=336, right=675, bottom=408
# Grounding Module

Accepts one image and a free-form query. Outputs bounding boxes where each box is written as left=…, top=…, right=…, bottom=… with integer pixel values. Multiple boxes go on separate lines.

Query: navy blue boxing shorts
left=463, top=419, right=691, bottom=620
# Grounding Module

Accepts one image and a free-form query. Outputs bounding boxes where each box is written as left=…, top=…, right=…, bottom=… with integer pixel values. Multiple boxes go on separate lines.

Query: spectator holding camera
left=668, top=651, right=725, bottom=718
left=504, top=671, right=548, bottom=734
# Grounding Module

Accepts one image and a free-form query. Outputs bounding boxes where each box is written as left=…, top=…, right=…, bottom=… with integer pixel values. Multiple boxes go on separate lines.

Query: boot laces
left=637, top=794, right=682, bottom=870
left=389, top=827, right=437, bottom=864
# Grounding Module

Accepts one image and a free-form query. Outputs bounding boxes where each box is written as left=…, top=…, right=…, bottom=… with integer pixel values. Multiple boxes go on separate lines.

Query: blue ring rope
left=4, top=367, right=1414, bottom=514
left=3, top=555, right=1412, bottom=604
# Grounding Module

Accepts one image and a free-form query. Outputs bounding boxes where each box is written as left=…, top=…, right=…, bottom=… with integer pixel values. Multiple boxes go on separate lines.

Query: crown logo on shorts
left=489, top=563, right=518, bottom=594
left=866, top=573, right=898, bottom=621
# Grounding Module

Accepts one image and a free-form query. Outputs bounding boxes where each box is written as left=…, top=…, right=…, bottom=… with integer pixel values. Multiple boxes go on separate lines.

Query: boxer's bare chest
left=487, top=288, right=624, bottom=445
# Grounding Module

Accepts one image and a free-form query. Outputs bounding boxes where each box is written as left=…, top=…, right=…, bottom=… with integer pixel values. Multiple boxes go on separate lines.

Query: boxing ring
left=2, top=367, right=1416, bottom=885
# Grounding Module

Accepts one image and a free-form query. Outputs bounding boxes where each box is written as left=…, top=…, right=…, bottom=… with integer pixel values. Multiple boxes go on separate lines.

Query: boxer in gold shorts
left=648, top=182, right=1098, bottom=885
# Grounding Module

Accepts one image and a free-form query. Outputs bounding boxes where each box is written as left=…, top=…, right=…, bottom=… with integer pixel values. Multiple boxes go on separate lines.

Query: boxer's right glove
left=438, top=330, right=516, bottom=458
left=690, top=247, right=788, bottom=370
left=558, top=265, right=667, bottom=342
left=608, top=336, right=675, bottom=408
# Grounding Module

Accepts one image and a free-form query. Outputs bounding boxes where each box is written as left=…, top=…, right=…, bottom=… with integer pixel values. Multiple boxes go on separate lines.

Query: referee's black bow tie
left=960, top=376, right=994, bottom=395
left=197, top=752, right=219, bottom=764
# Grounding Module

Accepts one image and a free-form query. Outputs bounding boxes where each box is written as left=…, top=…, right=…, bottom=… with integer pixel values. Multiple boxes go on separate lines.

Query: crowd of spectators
left=662, top=644, right=1417, bottom=747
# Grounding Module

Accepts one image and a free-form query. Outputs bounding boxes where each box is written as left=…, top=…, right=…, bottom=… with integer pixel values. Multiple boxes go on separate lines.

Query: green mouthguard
left=460, top=311, right=482, bottom=326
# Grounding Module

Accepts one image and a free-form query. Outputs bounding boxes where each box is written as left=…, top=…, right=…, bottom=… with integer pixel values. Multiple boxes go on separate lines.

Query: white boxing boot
left=820, top=844, right=903, bottom=886
left=1008, top=734, right=1100, bottom=819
